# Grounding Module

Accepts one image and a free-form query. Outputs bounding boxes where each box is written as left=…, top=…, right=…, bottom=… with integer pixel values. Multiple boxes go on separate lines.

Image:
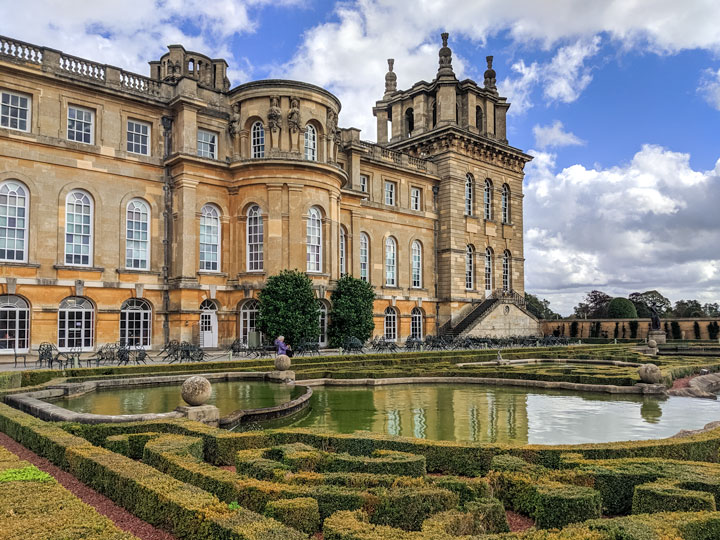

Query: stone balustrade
left=358, top=140, right=437, bottom=175
left=0, top=35, right=43, bottom=64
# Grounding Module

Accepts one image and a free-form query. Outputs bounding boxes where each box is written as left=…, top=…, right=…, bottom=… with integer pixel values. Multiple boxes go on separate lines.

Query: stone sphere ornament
left=274, top=354, right=291, bottom=371
left=638, top=363, right=663, bottom=384
left=647, top=339, right=657, bottom=349
left=181, top=376, right=212, bottom=406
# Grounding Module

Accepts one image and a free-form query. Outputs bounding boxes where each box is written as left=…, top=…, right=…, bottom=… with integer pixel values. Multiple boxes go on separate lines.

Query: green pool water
left=53, top=380, right=298, bottom=417
left=288, top=384, right=720, bottom=445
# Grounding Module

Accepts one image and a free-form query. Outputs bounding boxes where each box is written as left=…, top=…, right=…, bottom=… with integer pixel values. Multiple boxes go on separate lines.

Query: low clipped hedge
left=264, top=497, right=320, bottom=534
left=632, top=481, right=716, bottom=513
left=0, top=371, right=21, bottom=390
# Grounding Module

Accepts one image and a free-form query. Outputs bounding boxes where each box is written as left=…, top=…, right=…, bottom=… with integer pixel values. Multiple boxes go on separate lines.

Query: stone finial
left=384, top=58, right=397, bottom=97
left=438, top=32, right=454, bottom=77
left=181, top=376, right=212, bottom=406
left=483, top=55, right=497, bottom=92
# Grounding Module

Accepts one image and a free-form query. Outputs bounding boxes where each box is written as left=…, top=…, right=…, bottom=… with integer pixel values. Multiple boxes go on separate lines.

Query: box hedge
left=264, top=497, right=320, bottom=534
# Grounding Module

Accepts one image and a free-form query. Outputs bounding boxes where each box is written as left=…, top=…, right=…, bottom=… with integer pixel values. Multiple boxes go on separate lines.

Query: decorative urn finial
left=437, top=32, right=454, bottom=77
left=483, top=55, right=497, bottom=92
left=384, top=58, right=397, bottom=97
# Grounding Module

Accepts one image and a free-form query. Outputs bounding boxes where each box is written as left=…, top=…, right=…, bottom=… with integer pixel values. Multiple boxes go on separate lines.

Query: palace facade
left=0, top=32, right=537, bottom=353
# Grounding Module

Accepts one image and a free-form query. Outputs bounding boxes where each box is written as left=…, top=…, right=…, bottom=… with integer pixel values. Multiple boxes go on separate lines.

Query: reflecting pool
left=53, top=381, right=299, bottom=417
left=289, top=384, right=720, bottom=445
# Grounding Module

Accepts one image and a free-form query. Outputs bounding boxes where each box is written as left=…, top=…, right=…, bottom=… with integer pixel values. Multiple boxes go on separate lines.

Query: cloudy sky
left=2, top=0, right=719, bottom=315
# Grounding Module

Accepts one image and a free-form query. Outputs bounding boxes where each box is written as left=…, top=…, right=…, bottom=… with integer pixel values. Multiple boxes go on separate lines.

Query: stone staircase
left=439, top=289, right=526, bottom=337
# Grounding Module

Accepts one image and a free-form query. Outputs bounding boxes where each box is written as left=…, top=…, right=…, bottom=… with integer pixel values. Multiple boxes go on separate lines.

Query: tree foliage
left=328, top=275, right=376, bottom=347
left=524, top=293, right=561, bottom=319
left=672, top=299, right=705, bottom=318
left=573, top=290, right=612, bottom=318
left=607, top=297, right=638, bottom=318
left=257, top=270, right=320, bottom=347
left=629, top=291, right=671, bottom=318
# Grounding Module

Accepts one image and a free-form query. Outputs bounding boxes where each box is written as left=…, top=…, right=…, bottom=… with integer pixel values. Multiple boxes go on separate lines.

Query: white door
left=200, top=310, right=218, bottom=348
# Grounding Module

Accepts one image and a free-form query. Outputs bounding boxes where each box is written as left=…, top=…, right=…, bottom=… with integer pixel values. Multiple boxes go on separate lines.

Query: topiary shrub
left=694, top=321, right=702, bottom=340
left=328, top=275, right=376, bottom=347
left=570, top=321, right=579, bottom=338
left=608, top=298, right=638, bottom=319
left=264, top=497, right=320, bottom=534
left=629, top=320, right=639, bottom=339
left=632, top=482, right=716, bottom=514
left=708, top=321, right=720, bottom=340
left=671, top=321, right=682, bottom=340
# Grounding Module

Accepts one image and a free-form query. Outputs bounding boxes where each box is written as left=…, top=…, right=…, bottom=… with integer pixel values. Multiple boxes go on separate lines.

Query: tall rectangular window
left=359, top=233, right=369, bottom=282
left=197, top=129, right=217, bottom=159
left=1, top=91, right=30, bottom=132
left=127, top=119, right=150, bottom=155
left=67, top=106, right=94, bottom=144
left=359, top=174, right=368, bottom=193
left=126, top=200, right=149, bottom=269
left=65, top=191, right=93, bottom=266
left=410, top=187, right=421, bottom=211
left=0, top=181, right=28, bottom=263
left=384, top=181, right=396, bottom=206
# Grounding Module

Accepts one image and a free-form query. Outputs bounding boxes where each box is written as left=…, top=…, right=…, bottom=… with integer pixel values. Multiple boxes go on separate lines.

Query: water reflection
left=53, top=381, right=296, bottom=417
left=291, top=384, right=720, bottom=445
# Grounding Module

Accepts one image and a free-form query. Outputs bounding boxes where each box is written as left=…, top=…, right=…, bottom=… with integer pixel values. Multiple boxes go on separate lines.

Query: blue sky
left=2, top=0, right=719, bottom=315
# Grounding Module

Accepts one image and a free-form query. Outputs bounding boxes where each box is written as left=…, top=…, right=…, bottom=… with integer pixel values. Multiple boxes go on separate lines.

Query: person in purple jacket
left=274, top=335, right=293, bottom=357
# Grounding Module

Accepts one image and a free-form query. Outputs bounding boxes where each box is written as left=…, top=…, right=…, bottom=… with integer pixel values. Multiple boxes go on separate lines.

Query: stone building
left=0, top=33, right=537, bottom=354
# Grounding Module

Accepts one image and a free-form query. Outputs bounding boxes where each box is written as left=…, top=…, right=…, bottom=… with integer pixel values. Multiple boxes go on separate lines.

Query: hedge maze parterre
left=3, top=398, right=720, bottom=540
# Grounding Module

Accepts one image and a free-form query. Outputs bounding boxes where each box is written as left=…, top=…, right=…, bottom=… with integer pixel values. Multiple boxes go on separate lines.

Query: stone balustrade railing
left=0, top=36, right=43, bottom=64
left=0, top=34, right=163, bottom=99
left=358, top=140, right=436, bottom=174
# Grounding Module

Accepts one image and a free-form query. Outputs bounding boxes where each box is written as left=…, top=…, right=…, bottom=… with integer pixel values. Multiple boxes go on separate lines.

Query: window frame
left=465, top=174, right=474, bottom=216
left=306, top=207, right=322, bottom=273
left=411, top=240, right=422, bottom=288
left=125, top=198, right=150, bottom=270
left=339, top=227, right=347, bottom=276
left=119, top=298, right=152, bottom=349
left=197, top=129, right=218, bottom=159
left=251, top=121, right=265, bottom=158
left=410, top=307, right=423, bottom=339
left=484, top=179, right=493, bottom=220
left=126, top=119, right=150, bottom=156
left=501, top=184, right=510, bottom=224
left=359, top=174, right=368, bottom=193
left=67, top=105, right=95, bottom=145
left=0, top=90, right=31, bottom=132
left=304, top=124, right=317, bottom=161
left=384, top=180, right=396, bottom=206
left=384, top=307, right=397, bottom=341
left=239, top=299, right=260, bottom=345
left=410, top=186, right=421, bottom=211
left=0, top=295, right=29, bottom=353
left=359, top=232, right=369, bottom=282
left=385, top=236, right=397, bottom=287
left=0, top=180, right=28, bottom=263
left=503, top=250, right=511, bottom=292
left=199, top=204, right=221, bottom=272
left=64, top=190, right=94, bottom=267
left=485, top=247, right=493, bottom=293
left=246, top=205, right=264, bottom=272
left=58, top=297, right=95, bottom=352
left=465, top=244, right=475, bottom=290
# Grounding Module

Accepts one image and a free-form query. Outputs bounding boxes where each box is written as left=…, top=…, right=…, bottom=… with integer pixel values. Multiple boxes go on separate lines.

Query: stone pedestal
left=268, top=370, right=295, bottom=383
left=176, top=405, right=219, bottom=427
left=648, top=330, right=666, bottom=345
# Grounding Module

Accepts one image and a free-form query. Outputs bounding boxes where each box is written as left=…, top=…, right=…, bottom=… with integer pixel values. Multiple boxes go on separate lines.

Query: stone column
left=266, top=184, right=284, bottom=275
left=171, top=178, right=199, bottom=281
left=375, top=109, right=389, bottom=144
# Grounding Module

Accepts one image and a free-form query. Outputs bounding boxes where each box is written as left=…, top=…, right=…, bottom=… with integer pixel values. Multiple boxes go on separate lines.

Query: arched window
left=476, top=106, right=483, bottom=132
left=120, top=298, right=151, bottom=348
left=405, top=108, right=414, bottom=134
left=385, top=237, right=396, bottom=286
left=359, top=233, right=369, bottom=282
left=483, top=179, right=493, bottom=220
left=318, top=302, right=328, bottom=346
left=0, top=181, right=28, bottom=262
left=485, top=247, right=493, bottom=293
left=503, top=250, right=512, bottom=292
left=58, top=297, right=94, bottom=351
left=65, top=190, right=93, bottom=266
left=246, top=205, right=263, bottom=272
left=199, top=299, right=218, bottom=349
left=251, top=121, right=265, bottom=158
left=410, top=307, right=423, bottom=339
left=465, top=245, right=474, bottom=290
left=126, top=199, right=149, bottom=270
left=411, top=240, right=422, bottom=288
left=431, top=100, right=437, bottom=127
left=199, top=205, right=220, bottom=271
left=465, top=173, right=474, bottom=216
left=304, top=124, right=317, bottom=161
left=384, top=307, right=397, bottom=341
left=339, top=227, right=347, bottom=276
left=0, top=295, right=29, bottom=352
left=501, top=184, right=510, bottom=224
left=306, top=207, right=322, bottom=272
left=239, top=299, right=259, bottom=345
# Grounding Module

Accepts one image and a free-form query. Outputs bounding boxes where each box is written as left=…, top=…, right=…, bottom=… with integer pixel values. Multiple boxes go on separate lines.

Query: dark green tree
left=573, top=290, right=611, bottom=318
left=694, top=321, right=701, bottom=340
left=629, top=290, right=671, bottom=318
left=257, top=269, right=320, bottom=347
left=328, top=275, right=376, bottom=347
left=524, top=293, right=561, bottom=319
left=607, top=297, right=638, bottom=318
left=671, top=299, right=705, bottom=318
left=704, top=303, right=720, bottom=317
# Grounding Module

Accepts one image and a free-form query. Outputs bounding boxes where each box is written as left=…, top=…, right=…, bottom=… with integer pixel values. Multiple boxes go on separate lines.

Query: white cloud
left=0, top=0, right=302, bottom=83
left=533, top=121, right=585, bottom=149
left=524, top=145, right=720, bottom=315
left=543, top=36, right=601, bottom=103
left=699, top=68, right=720, bottom=110
left=498, top=60, right=540, bottom=115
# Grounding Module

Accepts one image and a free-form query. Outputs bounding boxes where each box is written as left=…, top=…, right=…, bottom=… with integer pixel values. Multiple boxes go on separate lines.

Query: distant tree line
left=571, top=290, right=720, bottom=319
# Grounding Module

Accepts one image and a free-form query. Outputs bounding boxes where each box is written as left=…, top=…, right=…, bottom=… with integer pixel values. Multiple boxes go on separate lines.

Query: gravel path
left=507, top=510, right=534, bottom=532
left=0, top=432, right=176, bottom=540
